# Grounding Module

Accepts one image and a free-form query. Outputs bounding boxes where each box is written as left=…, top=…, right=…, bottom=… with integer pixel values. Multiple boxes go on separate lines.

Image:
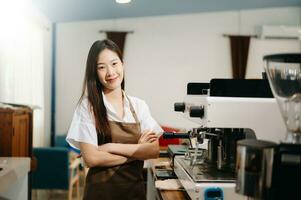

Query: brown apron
left=83, top=96, right=146, bottom=200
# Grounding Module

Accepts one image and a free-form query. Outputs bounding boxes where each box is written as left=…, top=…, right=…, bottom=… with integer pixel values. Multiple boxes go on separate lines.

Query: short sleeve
left=66, top=98, right=98, bottom=150
left=139, top=100, right=163, bottom=134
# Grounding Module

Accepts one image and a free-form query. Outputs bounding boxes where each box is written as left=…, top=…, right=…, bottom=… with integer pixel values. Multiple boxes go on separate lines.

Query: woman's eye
left=112, top=62, right=118, bottom=66
left=98, top=66, right=105, bottom=70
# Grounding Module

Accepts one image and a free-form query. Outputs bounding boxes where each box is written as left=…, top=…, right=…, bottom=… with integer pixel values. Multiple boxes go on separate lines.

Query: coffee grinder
left=236, top=53, right=301, bottom=200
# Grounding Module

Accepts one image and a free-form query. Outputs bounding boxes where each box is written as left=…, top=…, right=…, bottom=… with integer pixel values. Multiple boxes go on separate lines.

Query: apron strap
left=124, top=94, right=139, bottom=124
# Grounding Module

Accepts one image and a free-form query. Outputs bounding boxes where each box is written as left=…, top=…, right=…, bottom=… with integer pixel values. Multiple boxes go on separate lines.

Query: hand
left=98, top=143, right=113, bottom=153
left=125, top=157, right=135, bottom=163
left=139, top=130, right=158, bottom=144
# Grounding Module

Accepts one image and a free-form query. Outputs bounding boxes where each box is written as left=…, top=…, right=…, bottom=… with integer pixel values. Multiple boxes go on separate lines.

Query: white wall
left=43, top=26, right=52, bottom=146
left=0, top=2, right=52, bottom=146
left=56, top=6, right=301, bottom=134
left=30, top=4, right=53, bottom=146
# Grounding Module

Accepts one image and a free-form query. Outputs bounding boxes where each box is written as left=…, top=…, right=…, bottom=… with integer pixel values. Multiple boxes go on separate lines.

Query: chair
left=32, top=135, right=81, bottom=200
left=55, top=135, right=81, bottom=154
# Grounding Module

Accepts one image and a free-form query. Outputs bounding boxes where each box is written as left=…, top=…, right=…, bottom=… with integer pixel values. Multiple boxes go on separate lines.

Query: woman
left=66, top=39, right=163, bottom=200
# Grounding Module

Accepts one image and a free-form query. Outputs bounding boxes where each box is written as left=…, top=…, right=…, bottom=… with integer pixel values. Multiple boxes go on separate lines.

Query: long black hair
left=79, top=39, right=123, bottom=141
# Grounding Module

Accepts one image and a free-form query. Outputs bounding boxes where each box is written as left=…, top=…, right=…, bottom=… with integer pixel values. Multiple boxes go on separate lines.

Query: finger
left=145, top=134, right=158, bottom=141
left=140, top=130, right=153, bottom=141
left=139, top=133, right=148, bottom=141
left=140, top=130, right=151, bottom=138
left=142, top=129, right=151, bottom=134
left=145, top=132, right=156, bottom=137
left=144, top=135, right=156, bottom=142
left=145, top=137, right=158, bottom=144
left=148, top=138, right=158, bottom=143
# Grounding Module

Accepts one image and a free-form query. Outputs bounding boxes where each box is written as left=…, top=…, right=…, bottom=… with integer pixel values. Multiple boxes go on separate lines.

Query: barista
left=66, top=39, right=163, bottom=200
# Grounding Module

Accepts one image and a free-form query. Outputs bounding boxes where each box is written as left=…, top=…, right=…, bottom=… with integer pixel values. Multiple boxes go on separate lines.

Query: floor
left=32, top=171, right=85, bottom=200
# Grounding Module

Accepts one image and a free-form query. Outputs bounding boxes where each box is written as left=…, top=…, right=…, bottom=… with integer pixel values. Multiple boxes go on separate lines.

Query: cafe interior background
left=0, top=0, right=300, bottom=199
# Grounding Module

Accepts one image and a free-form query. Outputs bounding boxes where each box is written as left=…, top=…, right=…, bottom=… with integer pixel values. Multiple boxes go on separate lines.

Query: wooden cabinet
left=0, top=104, right=33, bottom=157
left=0, top=103, right=34, bottom=200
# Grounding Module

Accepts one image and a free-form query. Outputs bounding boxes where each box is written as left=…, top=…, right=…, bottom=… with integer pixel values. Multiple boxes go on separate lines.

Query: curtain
left=106, top=31, right=128, bottom=89
left=229, top=35, right=251, bottom=79
left=0, top=16, right=45, bottom=147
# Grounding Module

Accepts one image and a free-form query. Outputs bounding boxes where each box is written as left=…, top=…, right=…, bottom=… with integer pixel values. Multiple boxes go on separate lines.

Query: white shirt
left=66, top=92, right=163, bottom=150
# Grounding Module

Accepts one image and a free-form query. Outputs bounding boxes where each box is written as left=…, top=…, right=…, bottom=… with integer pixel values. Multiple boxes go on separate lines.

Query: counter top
left=0, top=157, right=30, bottom=193
left=149, top=157, right=190, bottom=200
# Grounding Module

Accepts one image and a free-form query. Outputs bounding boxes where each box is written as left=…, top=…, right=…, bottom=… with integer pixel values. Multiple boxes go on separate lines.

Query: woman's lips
left=106, top=76, right=118, bottom=83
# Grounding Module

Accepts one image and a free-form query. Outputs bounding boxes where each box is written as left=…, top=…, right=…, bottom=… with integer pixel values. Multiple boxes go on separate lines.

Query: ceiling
left=32, top=0, right=301, bottom=23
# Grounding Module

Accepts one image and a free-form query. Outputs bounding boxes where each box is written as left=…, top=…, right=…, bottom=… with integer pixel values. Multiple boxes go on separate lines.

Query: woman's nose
left=106, top=65, right=115, bottom=76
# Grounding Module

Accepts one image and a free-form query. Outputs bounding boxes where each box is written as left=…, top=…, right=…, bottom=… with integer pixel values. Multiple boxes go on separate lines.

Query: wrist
left=108, top=143, right=117, bottom=153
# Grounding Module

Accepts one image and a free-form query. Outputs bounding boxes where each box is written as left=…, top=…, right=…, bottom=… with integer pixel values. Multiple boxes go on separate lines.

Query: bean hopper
left=236, top=53, right=301, bottom=200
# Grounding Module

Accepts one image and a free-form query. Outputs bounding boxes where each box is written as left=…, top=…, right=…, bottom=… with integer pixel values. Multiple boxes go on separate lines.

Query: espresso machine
left=164, top=77, right=286, bottom=199
left=236, top=53, right=301, bottom=200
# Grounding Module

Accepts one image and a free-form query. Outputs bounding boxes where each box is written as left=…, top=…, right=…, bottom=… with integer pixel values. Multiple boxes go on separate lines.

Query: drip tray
left=175, top=156, right=236, bottom=183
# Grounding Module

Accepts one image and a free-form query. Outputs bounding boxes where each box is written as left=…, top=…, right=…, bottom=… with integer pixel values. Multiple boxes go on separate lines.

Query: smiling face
left=96, top=48, right=124, bottom=93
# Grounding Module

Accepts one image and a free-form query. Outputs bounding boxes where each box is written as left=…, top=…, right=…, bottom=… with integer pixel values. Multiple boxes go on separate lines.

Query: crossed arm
left=80, top=131, right=159, bottom=168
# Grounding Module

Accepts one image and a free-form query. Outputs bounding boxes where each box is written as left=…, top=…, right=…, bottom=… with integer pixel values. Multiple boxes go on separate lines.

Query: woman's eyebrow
left=97, top=58, right=119, bottom=65
left=110, top=58, right=119, bottom=62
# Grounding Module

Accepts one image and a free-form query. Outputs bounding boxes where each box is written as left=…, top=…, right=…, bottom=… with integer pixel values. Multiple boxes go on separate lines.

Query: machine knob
left=189, top=106, right=204, bottom=118
left=174, top=102, right=186, bottom=112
